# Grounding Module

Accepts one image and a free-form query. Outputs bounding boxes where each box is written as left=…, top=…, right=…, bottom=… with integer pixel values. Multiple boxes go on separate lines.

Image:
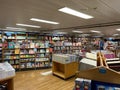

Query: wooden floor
left=14, top=69, right=75, bottom=90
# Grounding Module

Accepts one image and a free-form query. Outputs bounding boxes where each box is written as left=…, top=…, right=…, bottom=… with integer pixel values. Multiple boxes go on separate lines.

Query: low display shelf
left=0, top=76, right=15, bottom=90
left=52, top=60, right=78, bottom=79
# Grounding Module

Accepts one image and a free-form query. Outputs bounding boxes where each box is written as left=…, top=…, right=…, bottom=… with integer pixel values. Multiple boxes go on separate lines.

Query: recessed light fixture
left=30, top=18, right=59, bottom=25
left=116, top=29, right=120, bottom=31
left=90, top=30, right=101, bottom=33
left=6, top=27, right=26, bottom=30
left=72, top=30, right=83, bottom=33
left=16, top=23, right=41, bottom=28
left=58, top=7, right=94, bottom=19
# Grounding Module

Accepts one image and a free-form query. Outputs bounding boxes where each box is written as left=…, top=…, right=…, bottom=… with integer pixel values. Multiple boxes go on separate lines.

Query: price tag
left=99, top=67, right=106, bottom=74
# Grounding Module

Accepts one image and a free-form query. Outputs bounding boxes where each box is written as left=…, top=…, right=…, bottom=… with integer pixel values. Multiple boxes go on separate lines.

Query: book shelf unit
left=1, top=31, right=51, bottom=71
left=52, top=35, right=98, bottom=55
left=51, top=35, right=82, bottom=54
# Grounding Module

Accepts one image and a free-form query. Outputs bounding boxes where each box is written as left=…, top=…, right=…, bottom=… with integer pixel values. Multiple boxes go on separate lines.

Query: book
left=15, top=49, right=20, bottom=54
left=75, top=78, right=91, bottom=90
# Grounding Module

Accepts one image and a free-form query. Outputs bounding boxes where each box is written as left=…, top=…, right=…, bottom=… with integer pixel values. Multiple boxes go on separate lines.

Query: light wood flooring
left=14, top=69, right=75, bottom=90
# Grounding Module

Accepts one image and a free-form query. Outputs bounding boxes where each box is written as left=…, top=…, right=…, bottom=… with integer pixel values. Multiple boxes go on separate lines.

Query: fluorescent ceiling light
left=90, top=30, right=101, bottom=33
left=56, top=32, right=67, bottom=34
left=72, top=30, right=83, bottom=33
left=30, top=18, right=59, bottom=25
left=113, top=34, right=119, bottom=36
left=79, top=34, right=90, bottom=37
left=6, top=27, right=26, bottom=30
left=58, top=7, right=94, bottom=19
left=92, top=36, right=102, bottom=38
left=16, top=23, right=41, bottom=28
left=116, top=29, right=120, bottom=31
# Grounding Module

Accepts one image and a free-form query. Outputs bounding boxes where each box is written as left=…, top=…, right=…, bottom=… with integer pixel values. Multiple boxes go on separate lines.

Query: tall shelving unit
left=51, top=35, right=97, bottom=55
left=52, top=35, right=82, bottom=54
left=2, top=32, right=20, bottom=70
left=19, top=32, right=36, bottom=70
left=1, top=31, right=51, bottom=71
left=35, top=34, right=51, bottom=69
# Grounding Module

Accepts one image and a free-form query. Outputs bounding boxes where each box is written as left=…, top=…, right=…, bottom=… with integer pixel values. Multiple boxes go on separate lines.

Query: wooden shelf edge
left=0, top=75, right=15, bottom=82
left=76, top=66, right=120, bottom=84
left=53, top=71, right=65, bottom=78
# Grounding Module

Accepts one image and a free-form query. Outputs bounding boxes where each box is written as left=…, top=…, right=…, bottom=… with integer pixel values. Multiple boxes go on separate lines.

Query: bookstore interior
left=0, top=0, right=120, bottom=90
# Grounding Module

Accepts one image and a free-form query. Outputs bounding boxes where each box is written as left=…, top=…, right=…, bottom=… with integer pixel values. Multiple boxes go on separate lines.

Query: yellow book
left=15, top=48, right=20, bottom=54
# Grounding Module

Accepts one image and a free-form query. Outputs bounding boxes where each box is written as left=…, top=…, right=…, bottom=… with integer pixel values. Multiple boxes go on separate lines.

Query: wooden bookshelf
left=1, top=31, right=51, bottom=71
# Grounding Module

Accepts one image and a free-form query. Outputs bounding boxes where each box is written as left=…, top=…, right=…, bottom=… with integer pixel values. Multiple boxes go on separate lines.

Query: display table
left=0, top=76, right=15, bottom=90
left=52, top=61, right=78, bottom=79
left=0, top=62, right=15, bottom=90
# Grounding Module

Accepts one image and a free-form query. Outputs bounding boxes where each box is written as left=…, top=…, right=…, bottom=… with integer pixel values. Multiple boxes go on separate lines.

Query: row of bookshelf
left=3, top=41, right=50, bottom=49
left=2, top=35, right=69, bottom=43
left=0, top=31, right=97, bottom=71
left=4, top=56, right=49, bottom=60
left=12, top=61, right=50, bottom=70
left=3, top=52, right=50, bottom=55
left=0, top=32, right=52, bottom=71
left=54, top=46, right=81, bottom=49
left=3, top=47, right=50, bottom=50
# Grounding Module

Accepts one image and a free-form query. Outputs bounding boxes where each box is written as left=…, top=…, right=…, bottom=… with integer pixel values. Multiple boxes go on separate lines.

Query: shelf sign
left=99, top=67, right=106, bottom=74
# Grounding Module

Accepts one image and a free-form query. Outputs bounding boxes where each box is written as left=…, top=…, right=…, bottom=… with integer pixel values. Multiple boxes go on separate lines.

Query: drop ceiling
left=0, top=0, right=120, bottom=37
